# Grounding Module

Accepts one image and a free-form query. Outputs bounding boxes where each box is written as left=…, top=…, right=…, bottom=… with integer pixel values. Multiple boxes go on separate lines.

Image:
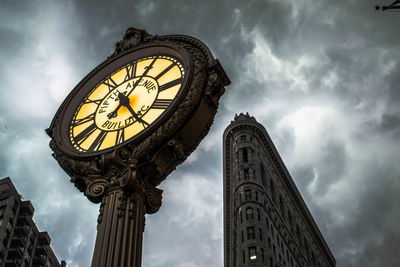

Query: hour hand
left=107, top=92, right=127, bottom=119
left=107, top=104, right=121, bottom=119
left=117, top=92, right=130, bottom=106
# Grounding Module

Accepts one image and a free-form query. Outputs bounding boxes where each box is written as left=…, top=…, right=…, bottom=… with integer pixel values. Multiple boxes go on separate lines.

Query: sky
left=0, top=0, right=399, bottom=266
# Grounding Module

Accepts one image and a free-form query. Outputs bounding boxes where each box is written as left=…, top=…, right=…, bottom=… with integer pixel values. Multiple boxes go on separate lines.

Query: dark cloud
left=0, top=0, right=399, bottom=266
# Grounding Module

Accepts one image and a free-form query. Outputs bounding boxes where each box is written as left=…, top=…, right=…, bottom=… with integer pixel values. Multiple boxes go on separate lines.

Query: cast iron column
left=87, top=168, right=162, bottom=267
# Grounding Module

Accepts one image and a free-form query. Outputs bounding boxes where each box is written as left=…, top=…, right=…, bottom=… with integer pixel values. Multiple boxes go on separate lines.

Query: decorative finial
left=112, top=28, right=152, bottom=56
left=234, top=112, right=257, bottom=122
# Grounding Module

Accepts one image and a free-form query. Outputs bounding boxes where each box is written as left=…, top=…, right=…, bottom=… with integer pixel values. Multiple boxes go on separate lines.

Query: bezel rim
left=52, top=43, right=193, bottom=158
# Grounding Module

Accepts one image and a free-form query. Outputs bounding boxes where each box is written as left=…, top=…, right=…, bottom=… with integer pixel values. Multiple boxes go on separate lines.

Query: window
left=244, top=169, right=249, bottom=180
left=242, top=251, right=245, bottom=263
left=261, top=248, right=264, bottom=261
left=246, top=207, right=254, bottom=220
left=279, top=195, right=285, bottom=214
left=245, top=190, right=251, bottom=200
left=304, top=238, right=309, bottom=257
left=270, top=180, right=276, bottom=203
left=241, top=135, right=246, bottom=141
left=247, top=227, right=255, bottom=239
left=241, top=231, right=244, bottom=243
left=239, top=209, right=243, bottom=223
left=0, top=198, right=7, bottom=207
left=259, top=228, right=263, bottom=241
left=24, top=250, right=30, bottom=261
left=255, top=191, right=258, bottom=201
left=256, top=209, right=260, bottom=221
left=288, top=210, right=293, bottom=229
left=12, top=201, right=18, bottom=214
left=249, top=247, right=257, bottom=260
left=296, top=225, right=301, bottom=239
left=243, top=149, right=248, bottom=162
left=0, top=207, right=5, bottom=217
left=261, top=163, right=266, bottom=186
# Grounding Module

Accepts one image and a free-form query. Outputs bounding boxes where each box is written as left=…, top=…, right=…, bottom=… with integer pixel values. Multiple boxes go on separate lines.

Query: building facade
left=223, top=113, right=335, bottom=267
left=0, top=177, right=65, bottom=267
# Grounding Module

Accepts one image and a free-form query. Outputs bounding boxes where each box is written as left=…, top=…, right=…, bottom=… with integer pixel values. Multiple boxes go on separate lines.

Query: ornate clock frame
left=47, top=28, right=230, bottom=267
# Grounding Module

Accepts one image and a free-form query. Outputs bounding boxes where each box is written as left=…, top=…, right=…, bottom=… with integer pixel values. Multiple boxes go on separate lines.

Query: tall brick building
left=0, top=177, right=65, bottom=267
left=223, top=113, right=335, bottom=267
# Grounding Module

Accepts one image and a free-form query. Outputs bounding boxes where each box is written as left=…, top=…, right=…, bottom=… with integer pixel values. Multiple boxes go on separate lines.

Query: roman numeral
left=140, top=120, right=149, bottom=127
left=152, top=99, right=173, bottom=109
left=133, top=117, right=149, bottom=128
left=72, top=113, right=95, bottom=127
left=127, top=57, right=159, bottom=92
left=155, top=62, right=176, bottom=80
left=124, top=63, right=136, bottom=81
left=116, top=129, right=125, bottom=145
left=88, top=130, right=107, bottom=151
left=74, top=123, right=97, bottom=145
left=158, top=77, right=182, bottom=92
left=84, top=99, right=102, bottom=105
left=103, top=77, right=118, bottom=91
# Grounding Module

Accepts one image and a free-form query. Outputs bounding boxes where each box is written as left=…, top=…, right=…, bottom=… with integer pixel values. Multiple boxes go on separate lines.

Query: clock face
left=67, top=53, right=186, bottom=154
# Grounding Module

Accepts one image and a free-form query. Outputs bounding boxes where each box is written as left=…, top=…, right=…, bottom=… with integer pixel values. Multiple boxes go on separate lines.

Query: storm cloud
left=0, top=0, right=399, bottom=266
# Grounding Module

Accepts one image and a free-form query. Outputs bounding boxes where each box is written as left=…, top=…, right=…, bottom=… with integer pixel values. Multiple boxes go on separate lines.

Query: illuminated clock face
left=69, top=55, right=185, bottom=153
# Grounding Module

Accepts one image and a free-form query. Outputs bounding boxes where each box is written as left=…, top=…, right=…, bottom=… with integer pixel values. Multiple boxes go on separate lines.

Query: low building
left=0, top=177, right=66, bottom=267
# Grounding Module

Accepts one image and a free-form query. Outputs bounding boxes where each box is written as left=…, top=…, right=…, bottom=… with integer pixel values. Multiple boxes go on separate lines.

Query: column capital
left=84, top=165, right=163, bottom=214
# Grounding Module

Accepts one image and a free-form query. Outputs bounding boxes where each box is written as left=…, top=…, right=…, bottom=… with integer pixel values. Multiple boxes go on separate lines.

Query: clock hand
left=107, top=92, right=128, bottom=119
left=108, top=103, right=122, bottom=119
left=117, top=92, right=149, bottom=126
left=106, top=57, right=158, bottom=119
left=125, top=56, right=158, bottom=97
left=126, top=105, right=149, bottom=127
left=117, top=92, right=130, bottom=106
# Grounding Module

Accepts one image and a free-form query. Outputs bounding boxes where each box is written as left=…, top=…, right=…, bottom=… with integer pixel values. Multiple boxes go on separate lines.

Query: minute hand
left=117, top=92, right=149, bottom=126
left=107, top=56, right=158, bottom=119
left=125, top=56, right=158, bottom=97
left=126, top=105, right=149, bottom=127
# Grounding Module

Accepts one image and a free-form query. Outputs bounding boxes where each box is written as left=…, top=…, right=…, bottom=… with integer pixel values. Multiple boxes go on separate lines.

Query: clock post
left=47, top=28, right=230, bottom=267
left=88, top=166, right=162, bottom=266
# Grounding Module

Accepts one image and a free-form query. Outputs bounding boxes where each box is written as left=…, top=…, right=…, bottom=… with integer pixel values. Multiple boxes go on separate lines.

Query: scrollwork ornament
left=119, top=165, right=139, bottom=191
left=144, top=183, right=163, bottom=214
left=86, top=179, right=109, bottom=203
left=112, top=28, right=153, bottom=57
left=114, top=146, right=133, bottom=166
